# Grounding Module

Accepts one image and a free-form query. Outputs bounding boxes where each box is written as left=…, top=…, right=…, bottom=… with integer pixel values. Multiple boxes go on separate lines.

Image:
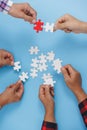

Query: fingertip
left=61, top=66, right=64, bottom=72
left=53, top=25, right=57, bottom=32
left=11, top=61, right=14, bottom=66
left=32, top=19, right=36, bottom=24
left=17, top=80, right=22, bottom=84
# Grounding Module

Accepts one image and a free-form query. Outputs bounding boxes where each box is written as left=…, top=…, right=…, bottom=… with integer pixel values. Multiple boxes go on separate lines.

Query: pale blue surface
left=0, top=0, right=87, bottom=130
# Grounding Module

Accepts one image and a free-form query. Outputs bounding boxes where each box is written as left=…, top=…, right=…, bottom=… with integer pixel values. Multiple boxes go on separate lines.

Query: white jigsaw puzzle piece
left=47, top=51, right=55, bottom=61
left=52, top=59, right=62, bottom=73
left=19, top=72, right=29, bottom=82
left=44, top=22, right=54, bottom=32
left=42, top=73, right=53, bottom=80
left=31, top=58, right=39, bottom=68
left=29, top=46, right=40, bottom=55
left=38, top=63, right=48, bottom=72
left=13, top=61, right=21, bottom=72
left=30, top=68, right=38, bottom=78
left=39, top=53, right=47, bottom=64
left=42, top=73, right=56, bottom=87
left=43, top=78, right=56, bottom=87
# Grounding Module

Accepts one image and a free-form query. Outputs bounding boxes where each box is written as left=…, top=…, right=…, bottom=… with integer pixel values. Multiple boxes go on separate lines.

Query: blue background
left=0, top=0, right=87, bottom=130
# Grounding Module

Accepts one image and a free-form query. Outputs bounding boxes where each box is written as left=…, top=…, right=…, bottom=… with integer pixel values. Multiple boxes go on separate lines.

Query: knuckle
left=64, top=14, right=70, bottom=17
left=67, top=64, right=71, bottom=67
left=25, top=3, right=29, bottom=6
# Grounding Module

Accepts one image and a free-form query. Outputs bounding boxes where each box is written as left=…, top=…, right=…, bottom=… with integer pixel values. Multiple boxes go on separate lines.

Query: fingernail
left=32, top=19, right=36, bottom=24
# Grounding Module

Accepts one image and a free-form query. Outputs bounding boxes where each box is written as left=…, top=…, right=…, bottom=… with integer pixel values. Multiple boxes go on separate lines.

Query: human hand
left=8, top=3, right=37, bottom=24
left=53, top=14, right=87, bottom=33
left=61, top=64, right=87, bottom=103
left=0, top=49, right=14, bottom=67
left=39, top=85, right=56, bottom=122
left=0, top=80, right=24, bottom=108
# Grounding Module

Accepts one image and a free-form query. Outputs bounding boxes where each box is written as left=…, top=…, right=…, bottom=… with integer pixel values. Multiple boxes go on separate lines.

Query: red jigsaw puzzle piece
left=33, top=19, right=44, bottom=33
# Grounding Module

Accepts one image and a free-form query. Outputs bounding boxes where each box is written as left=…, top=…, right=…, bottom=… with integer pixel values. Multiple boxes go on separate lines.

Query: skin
left=39, top=85, right=56, bottom=123
left=54, top=14, right=87, bottom=33
left=61, top=64, right=87, bottom=103
left=39, top=65, right=87, bottom=123
left=0, top=49, right=14, bottom=67
left=0, top=49, right=24, bottom=108
left=0, top=80, right=24, bottom=108
left=8, top=3, right=37, bottom=24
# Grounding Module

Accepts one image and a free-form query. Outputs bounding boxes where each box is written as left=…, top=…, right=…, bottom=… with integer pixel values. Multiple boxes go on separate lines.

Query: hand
left=61, top=64, right=87, bottom=103
left=8, top=3, right=37, bottom=24
left=0, top=80, right=24, bottom=108
left=53, top=14, right=87, bottom=33
left=0, top=49, right=14, bottom=67
left=39, top=85, right=56, bottom=123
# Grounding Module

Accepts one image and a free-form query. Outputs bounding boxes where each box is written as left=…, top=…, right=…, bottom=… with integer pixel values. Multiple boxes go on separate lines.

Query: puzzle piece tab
left=30, top=68, right=38, bottom=78
left=42, top=73, right=56, bottom=87
left=33, top=19, right=44, bottom=33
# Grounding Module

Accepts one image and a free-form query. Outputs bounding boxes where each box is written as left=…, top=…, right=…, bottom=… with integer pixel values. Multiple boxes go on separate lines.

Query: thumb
left=53, top=22, right=66, bottom=31
left=45, top=85, right=51, bottom=97
left=61, top=67, right=69, bottom=78
left=13, top=80, right=22, bottom=91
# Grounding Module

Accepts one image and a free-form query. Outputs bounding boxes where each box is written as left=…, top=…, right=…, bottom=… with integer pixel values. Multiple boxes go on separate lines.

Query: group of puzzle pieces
left=13, top=62, right=29, bottom=82
left=13, top=46, right=63, bottom=86
left=33, top=19, right=54, bottom=33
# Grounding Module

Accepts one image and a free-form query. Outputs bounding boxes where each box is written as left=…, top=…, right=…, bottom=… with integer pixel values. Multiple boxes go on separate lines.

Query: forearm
left=0, top=0, right=13, bottom=14
left=44, top=110, right=56, bottom=123
left=0, top=93, right=7, bottom=108
left=79, top=21, right=87, bottom=33
left=41, top=109, right=58, bottom=130
left=73, top=87, right=87, bottom=103
left=73, top=88, right=87, bottom=127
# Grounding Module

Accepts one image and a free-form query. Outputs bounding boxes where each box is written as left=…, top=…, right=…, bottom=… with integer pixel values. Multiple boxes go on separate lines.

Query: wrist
left=80, top=21, right=87, bottom=33
left=73, top=87, right=87, bottom=103
left=44, top=109, right=56, bottom=123
left=0, top=94, right=8, bottom=108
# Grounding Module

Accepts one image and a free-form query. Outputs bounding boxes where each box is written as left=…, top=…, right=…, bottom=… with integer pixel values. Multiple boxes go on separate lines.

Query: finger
left=3, top=51, right=14, bottom=65
left=3, top=58, right=13, bottom=66
left=29, top=7, right=37, bottom=20
left=39, top=85, right=45, bottom=99
left=53, top=21, right=66, bottom=32
left=45, top=85, right=51, bottom=97
left=13, top=80, right=22, bottom=91
left=58, top=17, right=66, bottom=23
left=16, top=84, right=24, bottom=98
left=61, top=66, right=70, bottom=78
left=63, top=65, right=79, bottom=78
left=64, top=64, right=77, bottom=74
left=24, top=8, right=37, bottom=23
left=39, top=85, right=45, bottom=95
left=63, top=28, right=72, bottom=33
left=50, top=87, right=54, bottom=97
left=64, top=29, right=71, bottom=33
left=23, top=13, right=34, bottom=23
